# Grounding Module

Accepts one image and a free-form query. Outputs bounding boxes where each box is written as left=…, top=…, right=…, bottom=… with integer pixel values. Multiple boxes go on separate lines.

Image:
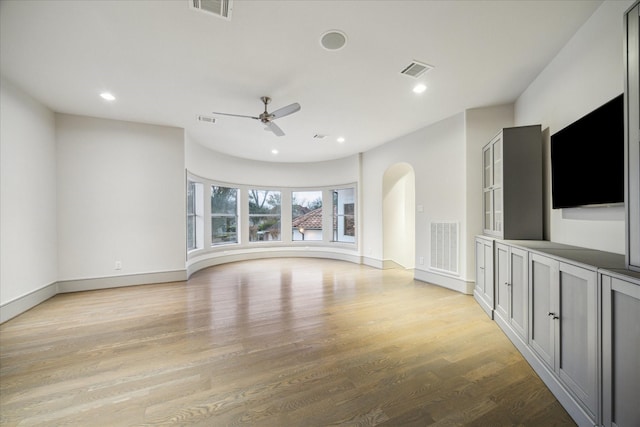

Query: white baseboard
left=494, top=314, right=595, bottom=426
left=0, top=281, right=58, bottom=323
left=362, top=256, right=384, bottom=269
left=414, top=268, right=474, bottom=294
left=1, top=270, right=187, bottom=324
left=2, top=261, right=472, bottom=324
left=57, top=270, right=187, bottom=293
left=188, top=249, right=362, bottom=278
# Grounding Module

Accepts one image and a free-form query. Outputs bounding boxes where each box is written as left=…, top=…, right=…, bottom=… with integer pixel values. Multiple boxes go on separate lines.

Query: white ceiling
left=0, top=0, right=602, bottom=163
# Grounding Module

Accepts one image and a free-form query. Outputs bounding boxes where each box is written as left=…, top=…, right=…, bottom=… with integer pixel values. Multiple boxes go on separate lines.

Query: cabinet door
left=509, top=247, right=528, bottom=341
left=529, top=253, right=558, bottom=369
left=482, top=143, right=494, bottom=234
left=492, top=138, right=503, bottom=234
left=474, top=238, right=494, bottom=318
left=494, top=243, right=509, bottom=321
left=475, top=239, right=485, bottom=294
left=483, top=144, right=493, bottom=190
left=483, top=242, right=494, bottom=306
left=557, top=262, right=598, bottom=418
left=602, top=274, right=640, bottom=427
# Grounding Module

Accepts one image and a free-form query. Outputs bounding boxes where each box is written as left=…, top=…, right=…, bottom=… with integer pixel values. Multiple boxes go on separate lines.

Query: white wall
left=383, top=163, right=415, bottom=269
left=185, top=135, right=359, bottom=187
left=56, top=114, right=186, bottom=280
left=0, top=76, right=58, bottom=306
left=464, top=104, right=515, bottom=277
left=362, top=113, right=468, bottom=283
left=515, top=0, right=632, bottom=254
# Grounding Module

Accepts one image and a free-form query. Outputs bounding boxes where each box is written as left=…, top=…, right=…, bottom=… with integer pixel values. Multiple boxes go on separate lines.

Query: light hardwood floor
left=0, top=258, right=575, bottom=426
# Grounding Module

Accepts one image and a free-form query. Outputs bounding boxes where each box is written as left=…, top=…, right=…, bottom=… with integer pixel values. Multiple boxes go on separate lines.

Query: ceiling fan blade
left=211, top=111, right=259, bottom=120
left=270, top=103, right=301, bottom=120
left=265, top=120, right=285, bottom=136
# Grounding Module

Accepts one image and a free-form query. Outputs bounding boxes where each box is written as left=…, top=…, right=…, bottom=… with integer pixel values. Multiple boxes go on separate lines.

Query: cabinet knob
left=505, top=282, right=511, bottom=286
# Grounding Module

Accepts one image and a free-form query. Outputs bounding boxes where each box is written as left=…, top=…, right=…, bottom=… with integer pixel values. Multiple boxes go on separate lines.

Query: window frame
left=211, top=185, right=240, bottom=246
left=185, top=174, right=358, bottom=256
left=292, top=190, right=323, bottom=242
left=332, top=187, right=356, bottom=243
left=248, top=189, right=282, bottom=243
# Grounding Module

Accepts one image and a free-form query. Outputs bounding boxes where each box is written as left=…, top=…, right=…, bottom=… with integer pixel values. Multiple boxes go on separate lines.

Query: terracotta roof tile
left=292, top=207, right=322, bottom=230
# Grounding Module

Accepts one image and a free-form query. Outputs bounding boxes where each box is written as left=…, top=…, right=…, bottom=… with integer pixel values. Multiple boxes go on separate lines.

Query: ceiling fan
left=212, top=96, right=301, bottom=137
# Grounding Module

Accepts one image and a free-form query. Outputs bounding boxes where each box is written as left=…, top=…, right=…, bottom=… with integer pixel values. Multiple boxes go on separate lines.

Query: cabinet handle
left=505, top=282, right=511, bottom=287
left=553, top=316, right=559, bottom=320
left=548, top=312, right=555, bottom=316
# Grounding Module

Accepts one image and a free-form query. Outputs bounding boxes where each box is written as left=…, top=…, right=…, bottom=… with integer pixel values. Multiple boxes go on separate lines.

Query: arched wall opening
left=382, top=163, right=416, bottom=269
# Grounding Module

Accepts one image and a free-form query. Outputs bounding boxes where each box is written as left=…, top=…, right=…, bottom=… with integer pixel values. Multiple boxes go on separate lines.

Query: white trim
left=57, top=270, right=187, bottom=293
left=187, top=248, right=362, bottom=278
left=494, top=311, right=595, bottom=427
left=382, top=259, right=406, bottom=270
left=414, top=268, right=474, bottom=294
left=0, top=281, right=58, bottom=323
left=362, top=256, right=384, bottom=269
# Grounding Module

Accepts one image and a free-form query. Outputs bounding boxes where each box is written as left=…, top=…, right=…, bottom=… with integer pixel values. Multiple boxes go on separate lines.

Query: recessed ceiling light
left=337, top=137, right=345, bottom=143
left=271, top=149, right=279, bottom=154
left=413, top=84, right=427, bottom=94
left=100, top=92, right=116, bottom=101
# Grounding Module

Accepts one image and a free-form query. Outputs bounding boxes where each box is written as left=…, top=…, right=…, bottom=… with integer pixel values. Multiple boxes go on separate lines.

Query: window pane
left=333, top=188, right=356, bottom=243
left=249, top=190, right=281, bottom=214
left=187, top=182, right=196, bottom=215
left=211, top=185, right=239, bottom=246
left=249, top=189, right=281, bottom=242
left=292, top=191, right=322, bottom=241
left=212, top=216, right=238, bottom=244
left=187, top=181, right=200, bottom=251
left=187, top=215, right=195, bottom=250
left=211, top=186, right=238, bottom=214
left=249, top=216, right=281, bottom=242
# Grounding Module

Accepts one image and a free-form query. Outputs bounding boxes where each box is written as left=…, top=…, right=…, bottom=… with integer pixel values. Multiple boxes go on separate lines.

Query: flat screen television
left=550, top=94, right=624, bottom=209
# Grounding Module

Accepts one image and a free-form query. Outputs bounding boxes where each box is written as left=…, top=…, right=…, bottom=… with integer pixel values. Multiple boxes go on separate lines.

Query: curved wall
left=185, top=136, right=362, bottom=276
left=186, top=135, right=359, bottom=187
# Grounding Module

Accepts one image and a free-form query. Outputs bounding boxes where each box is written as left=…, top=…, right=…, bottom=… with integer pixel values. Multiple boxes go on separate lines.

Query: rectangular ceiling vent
left=190, top=0, right=233, bottom=21
left=197, top=115, right=216, bottom=124
left=400, top=60, right=433, bottom=78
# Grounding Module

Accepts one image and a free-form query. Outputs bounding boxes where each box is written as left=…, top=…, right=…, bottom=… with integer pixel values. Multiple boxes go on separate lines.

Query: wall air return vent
left=190, top=0, right=233, bottom=20
left=430, top=222, right=459, bottom=275
left=400, top=61, right=433, bottom=78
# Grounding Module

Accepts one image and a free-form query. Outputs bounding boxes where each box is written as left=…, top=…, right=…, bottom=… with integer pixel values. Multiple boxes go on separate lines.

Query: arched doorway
left=383, top=163, right=416, bottom=269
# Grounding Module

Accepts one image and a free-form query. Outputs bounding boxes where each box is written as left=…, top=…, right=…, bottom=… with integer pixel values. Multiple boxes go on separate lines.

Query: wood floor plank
left=0, top=258, right=575, bottom=426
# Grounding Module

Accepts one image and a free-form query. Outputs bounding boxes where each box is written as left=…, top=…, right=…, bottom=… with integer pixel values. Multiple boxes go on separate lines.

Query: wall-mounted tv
left=550, top=94, right=624, bottom=209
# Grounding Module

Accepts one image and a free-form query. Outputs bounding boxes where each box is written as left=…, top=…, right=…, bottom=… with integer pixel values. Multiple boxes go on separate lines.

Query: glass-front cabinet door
left=483, top=133, right=503, bottom=236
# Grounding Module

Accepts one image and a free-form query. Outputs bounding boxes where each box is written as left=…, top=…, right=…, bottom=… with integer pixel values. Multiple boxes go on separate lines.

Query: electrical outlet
left=115, top=260, right=122, bottom=270
left=419, top=256, right=424, bottom=265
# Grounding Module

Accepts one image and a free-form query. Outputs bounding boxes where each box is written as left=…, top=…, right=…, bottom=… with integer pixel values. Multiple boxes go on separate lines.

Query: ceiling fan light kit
left=211, top=96, right=301, bottom=137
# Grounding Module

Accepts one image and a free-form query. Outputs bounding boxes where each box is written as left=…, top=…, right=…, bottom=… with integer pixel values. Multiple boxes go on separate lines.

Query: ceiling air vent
left=190, top=0, right=233, bottom=20
left=197, top=115, right=216, bottom=124
left=400, top=61, right=433, bottom=78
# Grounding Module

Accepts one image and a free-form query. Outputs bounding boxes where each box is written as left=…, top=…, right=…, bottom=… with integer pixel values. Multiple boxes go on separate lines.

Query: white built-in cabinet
left=601, top=270, right=640, bottom=427
left=494, top=242, right=528, bottom=342
left=474, top=236, right=494, bottom=318
left=474, top=239, right=639, bottom=426
left=482, top=125, right=542, bottom=239
left=626, top=2, right=640, bottom=271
